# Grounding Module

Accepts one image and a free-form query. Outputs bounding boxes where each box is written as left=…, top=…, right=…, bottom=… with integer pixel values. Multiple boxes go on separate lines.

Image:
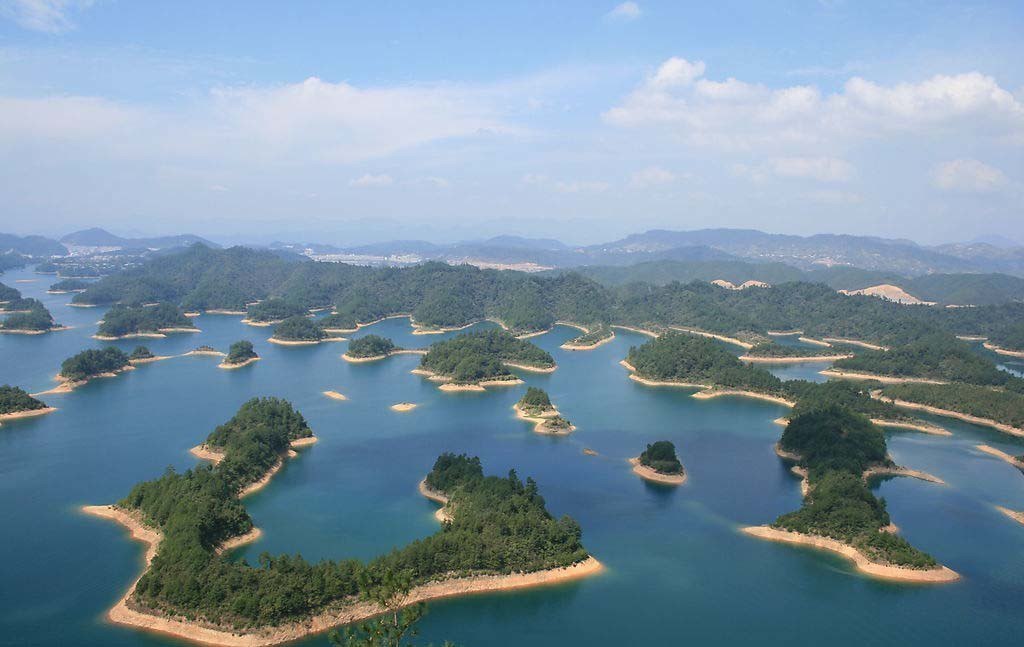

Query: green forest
left=246, top=297, right=309, bottom=323
left=626, top=333, right=784, bottom=393
left=638, top=441, right=683, bottom=475
left=272, top=316, right=326, bottom=341
left=97, top=303, right=194, bottom=337
left=1, top=298, right=57, bottom=331
left=421, top=330, right=554, bottom=384
left=773, top=407, right=937, bottom=568
left=347, top=334, right=397, bottom=358
left=60, top=347, right=131, bottom=382
left=114, top=401, right=589, bottom=630
left=129, top=346, right=155, bottom=360
left=880, top=383, right=1024, bottom=429
left=517, top=387, right=554, bottom=414
left=745, top=342, right=846, bottom=358
left=225, top=340, right=258, bottom=364
left=0, top=385, right=48, bottom=415
left=0, top=281, right=22, bottom=302
left=49, top=278, right=90, bottom=292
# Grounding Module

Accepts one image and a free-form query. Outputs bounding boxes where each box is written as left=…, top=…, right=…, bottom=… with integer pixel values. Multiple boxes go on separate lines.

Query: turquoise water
left=2, top=265, right=1024, bottom=646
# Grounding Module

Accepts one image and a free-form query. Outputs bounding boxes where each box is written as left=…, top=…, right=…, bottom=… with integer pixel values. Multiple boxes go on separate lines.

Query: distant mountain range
left=60, top=228, right=219, bottom=251
left=0, top=233, right=68, bottom=257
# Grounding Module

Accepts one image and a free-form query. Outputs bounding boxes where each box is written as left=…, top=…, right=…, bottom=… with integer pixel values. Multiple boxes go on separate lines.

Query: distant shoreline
left=820, top=369, right=948, bottom=385
left=0, top=407, right=57, bottom=425
left=872, top=392, right=1024, bottom=438
left=740, top=354, right=852, bottom=363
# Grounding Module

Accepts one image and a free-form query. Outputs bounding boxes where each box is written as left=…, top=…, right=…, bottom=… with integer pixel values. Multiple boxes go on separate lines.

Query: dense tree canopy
left=347, top=335, right=397, bottom=358
left=421, top=330, right=554, bottom=383
left=59, top=347, right=130, bottom=381
left=626, top=333, right=784, bottom=393
left=0, top=385, right=47, bottom=415
left=129, top=346, right=155, bottom=360
left=272, top=316, right=326, bottom=341
left=639, top=441, right=683, bottom=475
left=225, top=340, right=258, bottom=364
left=97, top=303, right=194, bottom=337
left=246, top=298, right=309, bottom=323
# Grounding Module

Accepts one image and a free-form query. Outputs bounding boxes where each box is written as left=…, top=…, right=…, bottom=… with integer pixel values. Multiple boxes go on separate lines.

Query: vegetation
left=97, top=303, right=194, bottom=337
left=772, top=407, right=936, bottom=569
left=541, top=415, right=574, bottom=432
left=225, top=340, right=258, bottom=365
left=746, top=342, right=846, bottom=358
left=59, top=347, right=130, bottom=382
left=881, top=383, right=1024, bottom=429
left=1, top=299, right=57, bottom=331
left=319, top=312, right=358, bottom=330
left=129, top=346, right=155, bottom=360
left=638, top=441, right=683, bottom=475
left=626, top=333, right=783, bottom=393
left=246, top=297, right=309, bottom=323
left=0, top=385, right=47, bottom=415
left=113, top=402, right=588, bottom=631
left=517, top=387, right=554, bottom=414
left=49, top=278, right=90, bottom=292
left=347, top=335, right=397, bottom=358
left=565, top=324, right=613, bottom=347
left=0, top=282, right=22, bottom=302
left=420, top=330, right=554, bottom=384
left=272, top=316, right=326, bottom=341
left=782, top=380, right=905, bottom=420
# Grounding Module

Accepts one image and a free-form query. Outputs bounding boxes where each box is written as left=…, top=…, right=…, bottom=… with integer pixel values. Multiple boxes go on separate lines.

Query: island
left=342, top=334, right=399, bottom=362
left=186, top=345, right=225, bottom=357
left=47, top=278, right=90, bottom=294
left=416, top=330, right=555, bottom=391
left=744, top=406, right=958, bottom=583
left=390, top=402, right=418, bottom=412
left=0, top=299, right=64, bottom=334
left=95, top=302, right=197, bottom=339
left=83, top=403, right=599, bottom=646
left=219, top=340, right=260, bottom=369
left=739, top=342, right=852, bottom=363
left=243, top=298, right=310, bottom=325
left=52, top=347, right=133, bottom=391
left=128, top=346, right=169, bottom=364
left=560, top=323, right=615, bottom=351
left=322, top=390, right=348, bottom=401
left=318, top=312, right=359, bottom=333
left=513, top=387, right=575, bottom=434
left=268, top=315, right=328, bottom=345
left=0, top=385, right=55, bottom=425
left=631, top=441, right=686, bottom=485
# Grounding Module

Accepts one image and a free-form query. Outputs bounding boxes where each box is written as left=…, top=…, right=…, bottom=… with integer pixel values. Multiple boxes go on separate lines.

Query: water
left=2, top=265, right=1023, bottom=646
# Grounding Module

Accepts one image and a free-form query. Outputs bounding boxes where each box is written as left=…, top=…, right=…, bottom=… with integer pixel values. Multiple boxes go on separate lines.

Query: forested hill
left=69, top=245, right=1024, bottom=350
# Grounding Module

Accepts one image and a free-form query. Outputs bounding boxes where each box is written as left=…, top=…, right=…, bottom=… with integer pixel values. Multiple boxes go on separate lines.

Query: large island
left=416, top=329, right=555, bottom=391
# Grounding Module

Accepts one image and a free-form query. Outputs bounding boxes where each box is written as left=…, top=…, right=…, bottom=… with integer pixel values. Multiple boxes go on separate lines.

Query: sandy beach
left=410, top=320, right=477, bottom=335
left=983, top=342, right=1024, bottom=358
left=610, top=324, right=659, bottom=338
left=863, top=465, right=945, bottom=485
left=267, top=337, right=320, bottom=346
left=821, top=337, right=889, bottom=351
left=513, top=402, right=574, bottom=435
left=871, top=393, right=1024, bottom=438
left=741, top=526, right=959, bottom=583
left=93, top=332, right=168, bottom=340
left=995, top=506, right=1024, bottom=526
left=503, top=361, right=557, bottom=373
left=322, top=390, right=348, bottom=401
left=218, top=357, right=260, bottom=370
left=669, top=326, right=753, bottom=349
left=871, top=419, right=951, bottom=436
left=975, top=445, right=1024, bottom=469
left=390, top=402, right=418, bottom=412
left=629, top=457, right=686, bottom=485
left=820, top=369, right=947, bottom=385
left=797, top=336, right=832, bottom=347
left=341, top=349, right=428, bottom=363
left=130, top=355, right=175, bottom=365
left=691, top=390, right=796, bottom=407
left=438, top=383, right=487, bottom=392
left=204, top=309, right=247, bottom=315
left=0, top=407, right=57, bottom=425
left=184, top=349, right=227, bottom=357
left=36, top=366, right=136, bottom=395
left=240, top=318, right=281, bottom=327
left=767, top=330, right=804, bottom=336
left=740, top=353, right=852, bottom=363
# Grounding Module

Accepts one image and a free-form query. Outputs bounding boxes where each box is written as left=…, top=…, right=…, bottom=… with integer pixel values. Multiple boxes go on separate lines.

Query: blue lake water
left=2, top=265, right=1024, bottom=646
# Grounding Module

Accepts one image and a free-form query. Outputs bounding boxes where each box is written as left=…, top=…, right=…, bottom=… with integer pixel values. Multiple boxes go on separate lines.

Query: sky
left=0, top=0, right=1022, bottom=246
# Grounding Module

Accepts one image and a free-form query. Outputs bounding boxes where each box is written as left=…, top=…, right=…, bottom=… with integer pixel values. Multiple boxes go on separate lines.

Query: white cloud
left=629, top=166, right=677, bottom=188
left=604, top=59, right=1024, bottom=150
left=932, top=159, right=1007, bottom=192
left=350, top=173, right=394, bottom=187
left=523, top=174, right=608, bottom=193
left=606, top=2, right=641, bottom=21
left=0, top=0, right=93, bottom=33
left=805, top=189, right=864, bottom=205
left=769, top=157, right=854, bottom=182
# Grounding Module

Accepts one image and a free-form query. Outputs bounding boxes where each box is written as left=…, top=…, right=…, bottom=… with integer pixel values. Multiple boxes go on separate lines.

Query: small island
left=0, top=299, right=65, bottom=334
left=631, top=441, right=686, bottom=485
left=560, top=323, right=615, bottom=351
left=318, top=312, right=358, bottom=333
left=218, top=340, right=260, bottom=369
left=128, top=346, right=170, bottom=364
left=47, top=278, right=90, bottom=294
left=186, top=345, right=225, bottom=357
left=744, top=406, right=958, bottom=583
left=243, top=298, right=309, bottom=326
left=269, top=316, right=343, bottom=345
left=390, top=402, right=418, bottom=412
left=416, top=329, right=555, bottom=390
left=322, top=390, right=348, bottom=401
left=52, top=347, right=133, bottom=392
left=0, top=385, right=55, bottom=425
left=739, top=342, right=852, bottom=363
left=513, top=387, right=575, bottom=434
left=95, top=302, right=197, bottom=339
left=342, top=334, right=398, bottom=362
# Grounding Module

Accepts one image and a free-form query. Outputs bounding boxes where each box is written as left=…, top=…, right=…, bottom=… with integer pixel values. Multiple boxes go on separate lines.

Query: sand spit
left=820, top=369, right=947, bottom=385
left=185, top=349, right=227, bottom=357
left=583, top=448, right=599, bottom=456
left=740, top=354, right=853, bottom=363
left=610, top=324, right=659, bottom=338
left=410, top=320, right=476, bottom=335
left=863, top=465, right=945, bottom=486
left=821, top=338, right=889, bottom=351
left=956, top=335, right=988, bottom=342
left=741, top=526, right=959, bottom=583
left=93, top=332, right=168, bottom=340
left=629, top=458, right=686, bottom=485
left=768, top=330, right=804, bottom=336
left=975, top=445, right=1024, bottom=470
left=669, top=326, right=753, bottom=349
left=798, top=336, right=832, bottom=347
left=691, top=390, right=796, bottom=407
left=390, top=402, right=418, bottom=412
left=36, top=366, right=136, bottom=395
left=871, top=419, right=951, bottom=436
left=872, top=393, right=1024, bottom=438
left=67, top=302, right=99, bottom=308
left=0, top=407, right=57, bottom=426
left=503, top=361, right=557, bottom=373
left=322, top=391, right=348, bottom=401
left=130, top=356, right=175, bottom=365
left=995, top=506, right=1024, bottom=526
left=983, top=342, right=1024, bottom=358
left=267, top=337, right=319, bottom=346
left=240, top=319, right=281, bottom=327
left=204, top=309, right=247, bottom=316
left=413, top=367, right=522, bottom=391
left=218, top=357, right=260, bottom=370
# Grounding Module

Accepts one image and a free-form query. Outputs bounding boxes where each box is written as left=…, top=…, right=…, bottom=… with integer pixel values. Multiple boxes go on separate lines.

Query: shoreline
left=863, top=465, right=945, bottom=485
left=0, top=406, right=57, bottom=425
left=503, top=361, right=557, bottom=373
left=410, top=320, right=476, bottom=335
left=322, top=390, right=348, bottom=401
left=390, top=402, right=418, bottom=412
left=629, top=457, right=686, bottom=485
left=560, top=329, right=615, bottom=351
left=983, top=342, right=1024, bottom=358
left=975, top=445, right=1024, bottom=469
left=218, top=354, right=260, bottom=368
left=37, top=366, right=135, bottom=395
left=412, top=367, right=523, bottom=391
left=341, top=349, right=426, bottom=363
left=610, top=324, right=659, bottom=338
left=184, top=349, right=227, bottom=357
left=871, top=393, right=1024, bottom=438
left=820, top=369, right=947, bottom=385
left=821, top=337, right=888, bottom=351
left=93, top=332, right=167, bottom=340
left=741, top=526, right=959, bottom=583
left=995, top=506, right=1024, bottom=526
left=740, top=354, right=852, bottom=363
left=669, top=326, right=753, bottom=349
left=620, top=360, right=709, bottom=389
left=418, top=478, right=453, bottom=522
left=512, top=402, right=574, bottom=435
left=691, top=389, right=795, bottom=407
left=870, top=418, right=951, bottom=436
left=131, top=355, right=175, bottom=365
left=797, top=336, right=832, bottom=347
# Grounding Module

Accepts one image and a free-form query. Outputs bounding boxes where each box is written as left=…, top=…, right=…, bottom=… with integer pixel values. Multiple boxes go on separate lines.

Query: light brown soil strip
left=503, top=361, right=557, bottom=373
left=512, top=403, right=574, bottom=435
left=0, top=407, right=57, bottom=425
left=983, top=342, right=1024, bottom=358
left=863, top=465, right=945, bottom=485
left=691, top=390, right=796, bottom=407
left=218, top=357, right=260, bottom=370
left=797, top=336, right=832, bottom=347
left=821, top=338, right=889, bottom=351
left=741, top=526, right=959, bottom=583
left=322, top=390, right=348, bottom=401
left=871, top=419, right=951, bottom=436
left=740, top=354, right=853, bottom=363
left=390, top=402, right=418, bottom=412
left=975, top=445, right=1024, bottom=469
left=130, top=356, right=175, bottom=365
left=871, top=393, right=1024, bottom=438
left=629, top=457, right=686, bottom=485
left=669, top=326, right=753, bottom=349
left=995, top=506, right=1024, bottom=526
left=610, top=324, right=659, bottom=338
left=820, top=369, right=947, bottom=385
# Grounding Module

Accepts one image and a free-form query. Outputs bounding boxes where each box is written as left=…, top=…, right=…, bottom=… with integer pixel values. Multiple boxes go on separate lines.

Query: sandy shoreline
left=820, top=369, right=947, bottom=385
left=341, top=349, right=424, bottom=363
left=821, top=337, right=888, bottom=351
left=975, top=445, right=1024, bottom=469
left=184, top=350, right=227, bottom=357
left=218, top=357, right=260, bottom=370
left=267, top=337, right=319, bottom=346
left=741, top=354, right=852, bottom=363
left=93, top=332, right=168, bottom=340
left=130, top=355, right=175, bottom=365
left=322, top=390, right=348, bottom=401
left=390, top=402, right=418, bottom=412
left=741, top=526, right=959, bottom=583
left=872, top=393, right=1024, bottom=438
left=620, top=360, right=709, bottom=388
left=669, top=326, right=753, bottom=349
left=512, top=402, right=574, bottom=435
left=983, top=342, right=1024, bottom=358
left=503, top=361, right=557, bottom=373
left=767, top=330, right=804, bottom=336
left=610, top=324, right=659, bottom=338
left=995, top=506, right=1024, bottom=526
left=871, top=419, right=951, bottom=436
left=560, top=328, right=615, bottom=351
left=410, top=320, right=476, bottom=335
left=629, top=457, right=686, bottom=485
left=36, top=366, right=136, bottom=395
left=797, top=336, right=832, bottom=347
left=863, top=465, right=945, bottom=485
left=413, top=367, right=523, bottom=391
left=0, top=406, right=57, bottom=425
left=691, top=389, right=796, bottom=407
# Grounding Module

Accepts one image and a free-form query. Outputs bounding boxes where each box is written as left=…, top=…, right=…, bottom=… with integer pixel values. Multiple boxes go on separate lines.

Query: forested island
left=58, top=347, right=132, bottom=386
left=48, top=278, right=90, bottom=293
left=219, top=340, right=260, bottom=369
left=418, top=330, right=555, bottom=389
left=741, top=342, right=851, bottom=363
left=269, top=316, right=328, bottom=344
left=244, top=298, right=309, bottom=324
left=96, top=303, right=196, bottom=339
left=84, top=402, right=597, bottom=644
left=513, top=387, right=575, bottom=434
left=561, top=323, right=615, bottom=350
left=343, top=334, right=398, bottom=361
left=745, top=407, right=957, bottom=582
left=631, top=441, right=686, bottom=485
left=0, top=385, right=54, bottom=423
left=0, top=298, right=63, bottom=334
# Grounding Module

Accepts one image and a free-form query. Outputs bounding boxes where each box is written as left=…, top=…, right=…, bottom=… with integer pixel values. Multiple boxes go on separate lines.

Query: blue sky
left=1, top=1, right=1022, bottom=245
